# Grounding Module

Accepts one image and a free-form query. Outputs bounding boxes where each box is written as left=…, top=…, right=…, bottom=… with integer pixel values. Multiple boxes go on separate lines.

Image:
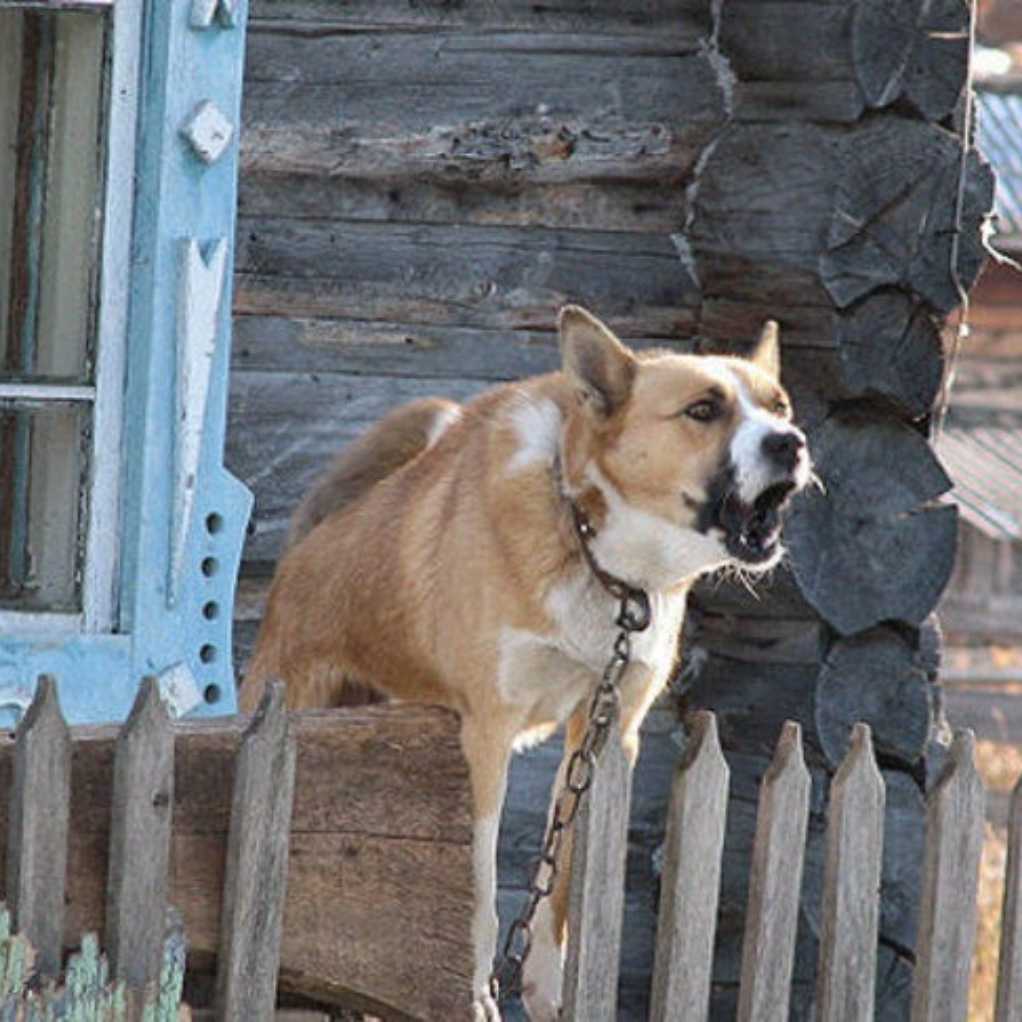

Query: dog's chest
left=497, top=573, right=687, bottom=723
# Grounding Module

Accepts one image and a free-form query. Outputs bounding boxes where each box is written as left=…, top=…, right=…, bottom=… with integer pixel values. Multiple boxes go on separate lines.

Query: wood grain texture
left=815, top=723, right=885, bottom=1022
left=785, top=412, right=957, bottom=635
left=562, top=722, right=633, bottom=1022
left=995, top=778, right=1022, bottom=1022
left=6, top=676, right=70, bottom=978
left=234, top=219, right=700, bottom=334
left=649, top=711, right=729, bottom=1022
left=910, top=730, right=986, bottom=1022
left=736, top=721, right=811, bottom=1022
left=105, top=677, right=175, bottom=997
left=0, top=706, right=475, bottom=1021
left=248, top=0, right=714, bottom=36
left=215, top=682, right=296, bottom=1021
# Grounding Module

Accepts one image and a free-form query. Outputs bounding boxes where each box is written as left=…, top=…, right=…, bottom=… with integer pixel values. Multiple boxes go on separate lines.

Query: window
left=0, top=2, right=127, bottom=631
left=0, top=0, right=252, bottom=726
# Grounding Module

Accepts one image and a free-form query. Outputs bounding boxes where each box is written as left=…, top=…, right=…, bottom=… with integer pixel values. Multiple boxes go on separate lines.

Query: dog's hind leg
left=461, top=713, right=514, bottom=1022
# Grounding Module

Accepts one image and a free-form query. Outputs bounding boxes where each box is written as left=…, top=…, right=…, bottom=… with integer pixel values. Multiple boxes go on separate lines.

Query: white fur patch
left=425, top=403, right=463, bottom=448
left=506, top=395, right=562, bottom=475
left=472, top=812, right=501, bottom=999
left=724, top=370, right=808, bottom=504
left=522, top=897, right=564, bottom=1021
left=585, top=463, right=730, bottom=590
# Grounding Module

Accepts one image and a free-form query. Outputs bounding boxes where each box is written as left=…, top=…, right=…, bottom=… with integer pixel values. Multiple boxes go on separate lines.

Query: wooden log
left=820, top=119, right=994, bottom=313
left=234, top=219, right=700, bottom=335
left=814, top=627, right=933, bottom=770
left=247, top=0, right=714, bottom=37
left=105, top=677, right=175, bottom=997
left=6, top=676, right=71, bottom=978
left=562, top=721, right=632, bottom=1022
left=649, top=711, right=729, bottom=1022
left=215, top=682, right=297, bottom=1021
left=851, top=0, right=916, bottom=108
left=903, top=0, right=970, bottom=122
left=785, top=412, right=958, bottom=635
left=231, top=317, right=693, bottom=382
left=0, top=706, right=475, bottom=1021
left=815, top=723, right=885, bottom=1022
left=736, top=721, right=811, bottom=1022
left=996, top=776, right=1022, bottom=1022
left=910, top=730, right=986, bottom=1022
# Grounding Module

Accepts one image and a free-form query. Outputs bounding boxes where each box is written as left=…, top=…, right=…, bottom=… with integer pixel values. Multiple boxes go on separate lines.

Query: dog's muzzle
left=717, top=480, right=798, bottom=565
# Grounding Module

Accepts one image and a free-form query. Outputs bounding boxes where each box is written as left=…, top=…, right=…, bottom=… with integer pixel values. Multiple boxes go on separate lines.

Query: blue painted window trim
left=0, top=0, right=252, bottom=727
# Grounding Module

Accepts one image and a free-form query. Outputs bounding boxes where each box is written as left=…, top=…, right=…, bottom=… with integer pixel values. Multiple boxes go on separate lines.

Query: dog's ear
left=749, top=320, right=781, bottom=379
left=558, top=305, right=637, bottom=417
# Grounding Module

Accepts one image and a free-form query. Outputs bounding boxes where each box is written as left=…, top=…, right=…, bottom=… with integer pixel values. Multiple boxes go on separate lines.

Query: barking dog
left=241, top=306, right=810, bottom=1021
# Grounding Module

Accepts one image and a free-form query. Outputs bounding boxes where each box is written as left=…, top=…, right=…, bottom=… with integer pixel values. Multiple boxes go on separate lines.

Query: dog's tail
left=286, top=396, right=462, bottom=548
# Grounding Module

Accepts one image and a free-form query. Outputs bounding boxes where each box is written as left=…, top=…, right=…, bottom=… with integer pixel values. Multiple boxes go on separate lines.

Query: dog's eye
left=772, top=399, right=791, bottom=418
left=685, top=400, right=721, bottom=423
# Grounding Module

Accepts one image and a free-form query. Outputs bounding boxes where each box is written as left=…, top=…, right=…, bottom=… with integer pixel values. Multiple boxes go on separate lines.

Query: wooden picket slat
left=104, top=676, right=175, bottom=998
left=910, top=729, right=986, bottom=1022
left=649, top=710, right=729, bottom=1022
left=994, top=776, right=1022, bottom=1022
left=815, top=722, right=885, bottom=1022
left=214, top=681, right=297, bottom=1021
left=5, top=675, right=71, bottom=978
left=561, top=720, right=633, bottom=1022
left=737, top=720, right=811, bottom=1022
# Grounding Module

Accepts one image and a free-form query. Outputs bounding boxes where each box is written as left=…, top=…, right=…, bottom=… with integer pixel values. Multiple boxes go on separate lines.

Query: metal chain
left=490, top=586, right=651, bottom=1003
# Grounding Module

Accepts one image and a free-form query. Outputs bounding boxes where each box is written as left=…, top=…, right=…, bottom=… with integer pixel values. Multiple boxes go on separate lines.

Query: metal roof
left=936, top=425, right=1022, bottom=542
left=977, top=90, right=1022, bottom=246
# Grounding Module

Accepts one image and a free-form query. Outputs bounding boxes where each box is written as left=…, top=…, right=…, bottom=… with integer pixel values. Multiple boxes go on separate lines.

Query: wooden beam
left=0, top=705, right=475, bottom=1021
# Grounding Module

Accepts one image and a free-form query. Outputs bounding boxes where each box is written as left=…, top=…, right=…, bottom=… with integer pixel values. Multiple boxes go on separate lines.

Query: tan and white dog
left=241, top=306, right=810, bottom=1020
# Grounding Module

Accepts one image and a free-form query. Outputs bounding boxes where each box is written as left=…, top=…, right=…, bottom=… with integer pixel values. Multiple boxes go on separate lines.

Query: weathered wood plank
left=0, top=706, right=474, bottom=1020
left=649, top=711, right=729, bottom=1022
left=231, top=318, right=695, bottom=382
left=6, top=675, right=71, bottom=978
left=234, top=219, right=700, bottom=335
left=736, top=721, right=811, bottom=1022
left=248, top=0, right=714, bottom=37
left=815, top=723, right=884, bottom=1022
left=215, top=682, right=297, bottom=1021
left=104, top=676, right=175, bottom=997
left=995, top=776, right=1022, bottom=1022
left=562, top=721, right=633, bottom=1022
left=910, top=730, right=986, bottom=1022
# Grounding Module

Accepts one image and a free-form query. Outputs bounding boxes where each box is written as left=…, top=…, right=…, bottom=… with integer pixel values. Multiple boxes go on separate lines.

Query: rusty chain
left=489, top=585, right=651, bottom=1003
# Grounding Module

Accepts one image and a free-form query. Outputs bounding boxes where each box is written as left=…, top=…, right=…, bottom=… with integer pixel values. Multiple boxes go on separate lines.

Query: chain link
left=489, top=586, right=650, bottom=1002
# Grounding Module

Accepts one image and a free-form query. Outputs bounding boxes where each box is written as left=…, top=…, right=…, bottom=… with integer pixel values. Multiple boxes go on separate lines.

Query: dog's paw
left=521, top=978, right=562, bottom=1022
left=472, top=990, right=502, bottom=1021
left=521, top=944, right=563, bottom=1021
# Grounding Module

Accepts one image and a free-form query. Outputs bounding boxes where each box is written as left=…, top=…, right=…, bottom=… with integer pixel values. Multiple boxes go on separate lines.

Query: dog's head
left=558, top=305, right=810, bottom=590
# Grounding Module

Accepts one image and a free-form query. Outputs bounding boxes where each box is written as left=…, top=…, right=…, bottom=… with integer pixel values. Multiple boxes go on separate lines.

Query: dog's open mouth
left=717, top=481, right=797, bottom=565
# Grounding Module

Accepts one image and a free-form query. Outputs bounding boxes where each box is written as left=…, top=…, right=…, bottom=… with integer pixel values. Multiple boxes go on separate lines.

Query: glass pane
left=0, top=8, right=107, bottom=383
left=0, top=402, right=88, bottom=612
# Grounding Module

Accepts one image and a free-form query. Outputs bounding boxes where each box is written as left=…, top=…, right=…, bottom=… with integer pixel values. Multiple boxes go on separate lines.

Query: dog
left=240, top=305, right=810, bottom=1021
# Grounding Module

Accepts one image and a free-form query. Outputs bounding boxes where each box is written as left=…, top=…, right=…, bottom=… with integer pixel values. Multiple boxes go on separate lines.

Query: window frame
left=0, top=0, right=141, bottom=634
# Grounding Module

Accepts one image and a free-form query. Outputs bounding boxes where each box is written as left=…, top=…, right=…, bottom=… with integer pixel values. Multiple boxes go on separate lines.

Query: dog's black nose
left=762, top=430, right=805, bottom=470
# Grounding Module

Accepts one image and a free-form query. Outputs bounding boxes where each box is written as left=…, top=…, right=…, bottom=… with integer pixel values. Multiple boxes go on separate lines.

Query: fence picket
left=995, top=776, right=1022, bottom=1022
left=5, top=675, right=70, bottom=978
left=911, top=729, right=986, bottom=1022
left=737, top=720, right=811, bottom=1022
left=649, top=710, right=729, bottom=1022
left=815, top=722, right=885, bottom=1022
left=215, top=680, right=297, bottom=1021
left=562, top=719, right=632, bottom=1022
left=105, top=676, right=175, bottom=999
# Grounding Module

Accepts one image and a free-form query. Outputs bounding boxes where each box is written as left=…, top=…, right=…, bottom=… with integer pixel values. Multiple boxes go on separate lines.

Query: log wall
left=226, top=1, right=994, bottom=1018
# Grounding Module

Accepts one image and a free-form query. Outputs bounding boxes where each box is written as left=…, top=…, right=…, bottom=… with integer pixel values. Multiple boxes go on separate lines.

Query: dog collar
left=568, top=498, right=652, bottom=633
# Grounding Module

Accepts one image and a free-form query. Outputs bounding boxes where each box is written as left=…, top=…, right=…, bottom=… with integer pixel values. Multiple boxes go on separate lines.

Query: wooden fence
left=0, top=676, right=476, bottom=1020
left=1, top=675, right=1017, bottom=1020
left=562, top=711, right=1022, bottom=1022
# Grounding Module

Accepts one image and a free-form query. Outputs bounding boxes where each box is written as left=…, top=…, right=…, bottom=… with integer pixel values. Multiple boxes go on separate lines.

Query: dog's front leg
left=461, top=715, right=513, bottom=1021
left=522, top=665, right=659, bottom=1021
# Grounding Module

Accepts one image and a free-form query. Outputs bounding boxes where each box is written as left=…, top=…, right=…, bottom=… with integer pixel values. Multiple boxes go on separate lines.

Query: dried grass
left=969, top=739, right=1021, bottom=1021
